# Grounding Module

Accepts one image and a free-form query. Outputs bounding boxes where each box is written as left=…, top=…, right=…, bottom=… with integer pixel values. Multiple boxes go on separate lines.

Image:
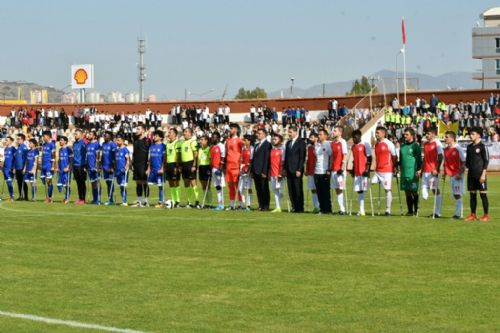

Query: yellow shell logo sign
left=74, top=68, right=88, bottom=85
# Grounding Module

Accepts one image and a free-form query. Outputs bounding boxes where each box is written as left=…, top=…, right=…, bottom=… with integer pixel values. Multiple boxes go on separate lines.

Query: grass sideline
left=0, top=177, right=498, bottom=332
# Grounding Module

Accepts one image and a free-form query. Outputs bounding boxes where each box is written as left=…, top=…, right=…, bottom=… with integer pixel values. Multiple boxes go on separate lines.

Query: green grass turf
left=0, top=176, right=499, bottom=333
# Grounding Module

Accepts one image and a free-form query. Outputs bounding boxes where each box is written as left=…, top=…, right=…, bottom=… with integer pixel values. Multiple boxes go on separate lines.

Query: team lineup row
left=0, top=124, right=490, bottom=221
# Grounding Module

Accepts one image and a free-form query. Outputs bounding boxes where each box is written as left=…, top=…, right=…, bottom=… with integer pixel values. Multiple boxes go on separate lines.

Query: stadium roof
left=481, top=7, right=500, bottom=19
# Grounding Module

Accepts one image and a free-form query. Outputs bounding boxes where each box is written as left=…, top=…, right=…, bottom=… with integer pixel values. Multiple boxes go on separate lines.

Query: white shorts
left=330, top=171, right=346, bottom=190
left=307, top=175, right=316, bottom=190
left=354, top=176, right=368, bottom=192
left=371, top=172, right=392, bottom=190
left=450, top=176, right=464, bottom=196
left=212, top=168, right=225, bottom=188
left=421, top=172, right=439, bottom=200
left=271, top=176, right=283, bottom=191
left=238, top=173, right=252, bottom=192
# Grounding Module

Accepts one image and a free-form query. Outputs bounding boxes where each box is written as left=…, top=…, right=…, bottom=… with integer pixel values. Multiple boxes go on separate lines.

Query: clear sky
left=0, top=0, right=497, bottom=99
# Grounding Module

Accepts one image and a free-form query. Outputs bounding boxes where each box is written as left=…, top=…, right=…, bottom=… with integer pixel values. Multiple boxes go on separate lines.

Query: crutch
left=343, top=151, right=351, bottom=215
left=440, top=175, right=446, bottom=217
left=0, top=178, right=5, bottom=201
left=201, top=173, right=212, bottom=208
left=110, top=173, right=117, bottom=204
left=42, top=175, right=48, bottom=200
left=432, top=174, right=439, bottom=220
left=349, top=175, right=355, bottom=216
left=395, top=173, right=403, bottom=216
left=283, top=177, right=291, bottom=213
left=85, top=171, right=91, bottom=203
left=246, top=176, right=251, bottom=209
left=305, top=180, right=310, bottom=212
left=161, top=172, right=166, bottom=206
left=65, top=170, right=72, bottom=202
left=416, top=176, right=421, bottom=217
left=121, top=169, right=129, bottom=204
left=330, top=181, right=335, bottom=213
left=97, top=168, right=103, bottom=204
left=460, top=177, right=464, bottom=218
left=369, top=186, right=374, bottom=217
left=377, top=177, right=381, bottom=216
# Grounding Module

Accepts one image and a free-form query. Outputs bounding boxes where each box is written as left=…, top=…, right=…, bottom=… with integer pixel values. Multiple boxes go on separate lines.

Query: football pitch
left=0, top=177, right=499, bottom=333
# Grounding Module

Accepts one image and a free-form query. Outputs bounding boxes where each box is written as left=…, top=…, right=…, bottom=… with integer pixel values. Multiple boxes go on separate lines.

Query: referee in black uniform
left=132, top=124, right=150, bottom=207
left=464, top=127, right=489, bottom=222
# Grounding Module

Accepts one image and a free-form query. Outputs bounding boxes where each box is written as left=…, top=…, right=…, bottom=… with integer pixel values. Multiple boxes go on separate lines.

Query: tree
left=235, top=87, right=268, bottom=99
left=346, top=76, right=377, bottom=96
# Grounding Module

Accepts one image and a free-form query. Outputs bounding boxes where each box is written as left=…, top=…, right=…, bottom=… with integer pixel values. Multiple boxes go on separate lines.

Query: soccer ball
left=164, top=199, right=173, bottom=209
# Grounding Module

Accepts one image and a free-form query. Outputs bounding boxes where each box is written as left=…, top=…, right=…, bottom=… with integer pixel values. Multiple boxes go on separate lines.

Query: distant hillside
left=0, top=80, right=64, bottom=103
left=268, top=70, right=481, bottom=98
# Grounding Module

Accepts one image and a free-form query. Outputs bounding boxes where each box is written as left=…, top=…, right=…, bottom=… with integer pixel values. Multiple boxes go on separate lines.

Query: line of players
left=0, top=124, right=490, bottom=220
left=305, top=125, right=489, bottom=221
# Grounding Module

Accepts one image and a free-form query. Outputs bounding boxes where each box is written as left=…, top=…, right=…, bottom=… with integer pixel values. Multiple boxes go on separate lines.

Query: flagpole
left=403, top=45, right=407, bottom=106
left=402, top=17, right=407, bottom=106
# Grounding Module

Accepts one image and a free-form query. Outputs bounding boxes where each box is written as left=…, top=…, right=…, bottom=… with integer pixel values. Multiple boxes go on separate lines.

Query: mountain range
left=0, top=70, right=482, bottom=104
left=268, top=70, right=481, bottom=98
left=0, top=80, right=64, bottom=103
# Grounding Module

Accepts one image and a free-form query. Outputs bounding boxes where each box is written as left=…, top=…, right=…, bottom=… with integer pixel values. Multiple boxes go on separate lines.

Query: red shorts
left=225, top=167, right=240, bottom=183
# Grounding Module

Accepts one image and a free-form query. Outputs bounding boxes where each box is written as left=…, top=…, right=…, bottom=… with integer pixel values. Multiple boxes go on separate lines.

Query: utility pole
left=138, top=37, right=146, bottom=102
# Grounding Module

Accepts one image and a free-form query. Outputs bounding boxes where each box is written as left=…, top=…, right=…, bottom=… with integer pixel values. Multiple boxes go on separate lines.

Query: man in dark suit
left=251, top=128, right=271, bottom=211
left=284, top=126, right=306, bottom=212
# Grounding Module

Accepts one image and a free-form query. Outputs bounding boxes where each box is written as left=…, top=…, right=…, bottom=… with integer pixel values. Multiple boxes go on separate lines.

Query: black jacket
left=284, top=138, right=306, bottom=174
left=251, top=140, right=271, bottom=175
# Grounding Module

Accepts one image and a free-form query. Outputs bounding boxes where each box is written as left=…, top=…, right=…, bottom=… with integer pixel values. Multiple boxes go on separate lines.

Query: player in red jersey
left=210, top=132, right=226, bottom=210
left=442, top=131, right=465, bottom=219
left=351, top=130, right=372, bottom=216
left=416, top=128, right=444, bottom=218
left=372, top=126, right=397, bottom=216
left=330, top=126, right=348, bottom=214
left=305, top=132, right=320, bottom=213
left=270, top=134, right=285, bottom=213
left=225, top=123, right=244, bottom=210
left=238, top=135, right=254, bottom=211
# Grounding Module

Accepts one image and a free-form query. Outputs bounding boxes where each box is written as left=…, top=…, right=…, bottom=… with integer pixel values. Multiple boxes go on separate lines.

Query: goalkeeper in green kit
left=399, top=128, right=422, bottom=216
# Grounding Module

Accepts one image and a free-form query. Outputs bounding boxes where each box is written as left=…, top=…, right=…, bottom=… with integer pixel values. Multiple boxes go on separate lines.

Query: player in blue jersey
left=1, top=137, right=17, bottom=202
left=147, top=130, right=166, bottom=208
left=14, top=134, right=29, bottom=200
left=41, top=131, right=56, bottom=203
left=24, top=138, right=39, bottom=201
left=86, top=130, right=102, bottom=204
left=101, top=131, right=117, bottom=205
left=56, top=136, right=73, bottom=204
left=114, top=135, right=131, bottom=206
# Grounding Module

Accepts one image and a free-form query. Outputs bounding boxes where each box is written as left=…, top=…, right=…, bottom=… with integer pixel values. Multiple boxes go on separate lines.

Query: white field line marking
left=0, top=203, right=256, bottom=221
left=0, top=310, right=150, bottom=333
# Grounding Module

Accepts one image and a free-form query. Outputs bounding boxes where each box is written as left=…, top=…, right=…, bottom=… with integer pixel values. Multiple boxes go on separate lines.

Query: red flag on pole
left=402, top=17, right=406, bottom=45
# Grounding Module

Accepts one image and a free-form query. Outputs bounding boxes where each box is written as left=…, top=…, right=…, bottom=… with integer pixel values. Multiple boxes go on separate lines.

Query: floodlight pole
left=138, top=37, right=146, bottom=102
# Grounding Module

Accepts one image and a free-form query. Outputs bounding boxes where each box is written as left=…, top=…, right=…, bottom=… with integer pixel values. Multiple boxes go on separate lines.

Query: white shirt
left=314, top=141, right=332, bottom=174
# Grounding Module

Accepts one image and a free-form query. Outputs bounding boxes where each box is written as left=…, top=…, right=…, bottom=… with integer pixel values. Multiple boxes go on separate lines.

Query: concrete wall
left=0, top=89, right=499, bottom=118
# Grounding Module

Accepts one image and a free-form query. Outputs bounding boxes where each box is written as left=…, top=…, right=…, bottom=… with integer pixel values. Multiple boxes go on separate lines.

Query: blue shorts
left=24, top=171, right=37, bottom=183
left=40, top=167, right=53, bottom=180
left=147, top=170, right=164, bottom=186
left=2, top=169, right=14, bottom=182
left=115, top=171, right=128, bottom=187
left=88, top=169, right=100, bottom=182
left=102, top=169, right=114, bottom=181
left=57, top=171, right=71, bottom=187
